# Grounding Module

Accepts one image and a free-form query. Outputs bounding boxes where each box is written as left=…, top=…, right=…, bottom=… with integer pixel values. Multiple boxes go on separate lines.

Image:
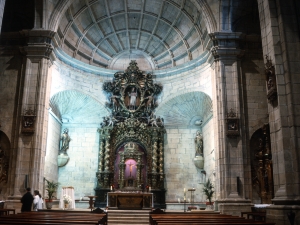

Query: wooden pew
left=0, top=209, right=15, bottom=215
left=241, top=211, right=266, bottom=221
left=0, top=211, right=107, bottom=225
left=150, top=212, right=275, bottom=225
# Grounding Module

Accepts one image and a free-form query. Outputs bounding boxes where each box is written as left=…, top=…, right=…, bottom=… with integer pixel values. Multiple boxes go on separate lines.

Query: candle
left=110, top=186, right=112, bottom=190
left=184, top=188, right=186, bottom=193
left=149, top=187, right=151, bottom=191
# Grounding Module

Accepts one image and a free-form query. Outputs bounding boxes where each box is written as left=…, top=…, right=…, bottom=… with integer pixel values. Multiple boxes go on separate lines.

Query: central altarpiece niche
left=95, top=61, right=166, bottom=209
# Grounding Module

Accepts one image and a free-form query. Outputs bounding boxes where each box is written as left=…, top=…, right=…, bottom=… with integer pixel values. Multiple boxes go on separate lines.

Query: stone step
left=107, top=210, right=150, bottom=225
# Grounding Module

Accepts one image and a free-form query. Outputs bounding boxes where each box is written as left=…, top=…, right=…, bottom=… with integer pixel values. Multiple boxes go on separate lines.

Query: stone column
left=0, top=0, right=6, bottom=34
left=210, top=32, right=252, bottom=215
left=257, top=1, right=300, bottom=224
left=8, top=30, right=55, bottom=199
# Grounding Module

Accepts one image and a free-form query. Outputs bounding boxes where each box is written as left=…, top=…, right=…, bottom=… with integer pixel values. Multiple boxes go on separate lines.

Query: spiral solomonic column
left=119, top=156, right=125, bottom=189
left=104, top=139, right=110, bottom=172
left=159, top=142, right=163, bottom=174
left=152, top=141, right=158, bottom=188
left=98, top=139, right=105, bottom=172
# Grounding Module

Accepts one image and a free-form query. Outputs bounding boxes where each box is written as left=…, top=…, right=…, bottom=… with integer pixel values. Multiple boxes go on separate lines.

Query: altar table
left=107, top=192, right=153, bottom=210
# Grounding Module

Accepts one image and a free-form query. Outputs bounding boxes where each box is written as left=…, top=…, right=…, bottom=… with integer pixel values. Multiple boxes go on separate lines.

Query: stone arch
left=249, top=124, right=274, bottom=204
left=48, top=0, right=72, bottom=32
left=192, top=0, right=218, bottom=33
left=0, top=131, right=11, bottom=187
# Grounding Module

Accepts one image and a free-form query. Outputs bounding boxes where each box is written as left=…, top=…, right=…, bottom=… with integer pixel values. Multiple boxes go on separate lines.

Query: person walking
left=21, top=188, right=34, bottom=212
left=33, top=190, right=43, bottom=211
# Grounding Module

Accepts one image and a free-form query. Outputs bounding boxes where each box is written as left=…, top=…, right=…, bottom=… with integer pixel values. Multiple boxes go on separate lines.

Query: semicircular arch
left=49, top=90, right=109, bottom=124
left=156, top=91, right=212, bottom=127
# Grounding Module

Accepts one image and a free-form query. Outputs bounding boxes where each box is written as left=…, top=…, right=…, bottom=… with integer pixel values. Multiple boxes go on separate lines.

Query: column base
left=266, top=205, right=300, bottom=225
left=217, top=199, right=252, bottom=216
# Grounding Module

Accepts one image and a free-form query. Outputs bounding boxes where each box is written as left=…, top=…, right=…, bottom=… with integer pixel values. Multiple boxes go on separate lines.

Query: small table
left=85, top=195, right=98, bottom=211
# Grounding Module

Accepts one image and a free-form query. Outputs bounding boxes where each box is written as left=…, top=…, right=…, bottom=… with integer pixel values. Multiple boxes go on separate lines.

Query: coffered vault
left=55, top=0, right=213, bottom=70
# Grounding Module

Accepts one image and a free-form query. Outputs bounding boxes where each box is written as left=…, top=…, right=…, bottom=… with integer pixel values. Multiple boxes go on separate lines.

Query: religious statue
left=106, top=115, right=118, bottom=127
left=60, top=128, right=71, bottom=155
left=144, top=92, right=154, bottom=111
left=128, top=87, right=137, bottom=110
left=110, top=95, right=120, bottom=112
left=195, top=131, right=203, bottom=156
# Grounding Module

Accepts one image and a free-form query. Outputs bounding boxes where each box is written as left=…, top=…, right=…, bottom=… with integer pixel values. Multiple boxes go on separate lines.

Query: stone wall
left=164, top=118, right=214, bottom=205
left=44, top=113, right=60, bottom=190
left=56, top=124, right=99, bottom=200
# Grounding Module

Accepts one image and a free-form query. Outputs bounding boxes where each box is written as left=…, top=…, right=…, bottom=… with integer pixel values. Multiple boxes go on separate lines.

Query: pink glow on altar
left=113, top=144, right=147, bottom=189
left=125, top=159, right=137, bottom=178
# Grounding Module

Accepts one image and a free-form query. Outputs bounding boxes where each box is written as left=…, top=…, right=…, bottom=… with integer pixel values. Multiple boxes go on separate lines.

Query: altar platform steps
left=107, top=210, right=150, bottom=225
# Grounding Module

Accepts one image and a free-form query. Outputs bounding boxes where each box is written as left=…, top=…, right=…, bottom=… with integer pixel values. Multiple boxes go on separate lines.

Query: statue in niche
left=267, top=77, right=274, bottom=90
left=195, top=131, right=203, bottom=156
left=60, top=128, right=71, bottom=155
left=228, top=121, right=237, bottom=130
left=128, top=87, right=137, bottom=110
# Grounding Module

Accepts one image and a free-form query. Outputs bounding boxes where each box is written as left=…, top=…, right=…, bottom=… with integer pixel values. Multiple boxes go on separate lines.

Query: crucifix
left=128, top=162, right=136, bottom=177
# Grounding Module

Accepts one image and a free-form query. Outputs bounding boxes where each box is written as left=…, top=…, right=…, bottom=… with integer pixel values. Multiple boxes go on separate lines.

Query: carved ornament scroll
left=226, top=108, right=239, bottom=137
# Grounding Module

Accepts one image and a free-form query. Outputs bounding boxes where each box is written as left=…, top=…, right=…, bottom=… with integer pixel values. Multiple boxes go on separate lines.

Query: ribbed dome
left=56, top=0, right=210, bottom=71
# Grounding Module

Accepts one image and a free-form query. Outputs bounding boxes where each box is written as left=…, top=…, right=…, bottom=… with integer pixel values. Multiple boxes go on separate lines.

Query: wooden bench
left=0, top=211, right=107, bottom=225
left=241, top=211, right=266, bottom=221
left=0, top=209, right=16, bottom=215
left=150, top=212, right=275, bottom=225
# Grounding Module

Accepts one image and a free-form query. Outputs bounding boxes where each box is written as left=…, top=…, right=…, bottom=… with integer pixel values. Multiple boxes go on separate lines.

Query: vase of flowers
left=63, top=195, right=72, bottom=209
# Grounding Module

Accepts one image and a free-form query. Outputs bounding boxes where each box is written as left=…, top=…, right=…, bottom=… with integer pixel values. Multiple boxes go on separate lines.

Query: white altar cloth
left=59, top=186, right=76, bottom=209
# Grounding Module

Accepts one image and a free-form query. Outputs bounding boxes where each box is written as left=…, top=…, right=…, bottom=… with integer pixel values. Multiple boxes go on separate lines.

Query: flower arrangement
left=63, top=195, right=72, bottom=204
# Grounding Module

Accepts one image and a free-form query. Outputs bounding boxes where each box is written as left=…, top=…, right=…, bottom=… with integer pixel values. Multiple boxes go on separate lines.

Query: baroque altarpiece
left=95, top=61, right=166, bottom=208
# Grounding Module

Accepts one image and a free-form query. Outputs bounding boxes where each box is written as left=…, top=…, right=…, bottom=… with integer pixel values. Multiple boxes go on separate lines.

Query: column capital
left=209, top=32, right=245, bottom=62
left=19, top=30, right=56, bottom=62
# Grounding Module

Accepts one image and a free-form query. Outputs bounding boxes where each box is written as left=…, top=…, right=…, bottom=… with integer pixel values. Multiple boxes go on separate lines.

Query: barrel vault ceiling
left=55, top=0, right=210, bottom=71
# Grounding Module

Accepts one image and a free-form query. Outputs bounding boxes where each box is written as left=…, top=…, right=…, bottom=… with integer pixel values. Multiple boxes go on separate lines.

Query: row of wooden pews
left=150, top=209, right=275, bottom=225
left=0, top=210, right=107, bottom=225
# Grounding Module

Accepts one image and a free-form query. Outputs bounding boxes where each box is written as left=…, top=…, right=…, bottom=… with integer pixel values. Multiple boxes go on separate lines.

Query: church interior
left=0, top=0, right=299, bottom=224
